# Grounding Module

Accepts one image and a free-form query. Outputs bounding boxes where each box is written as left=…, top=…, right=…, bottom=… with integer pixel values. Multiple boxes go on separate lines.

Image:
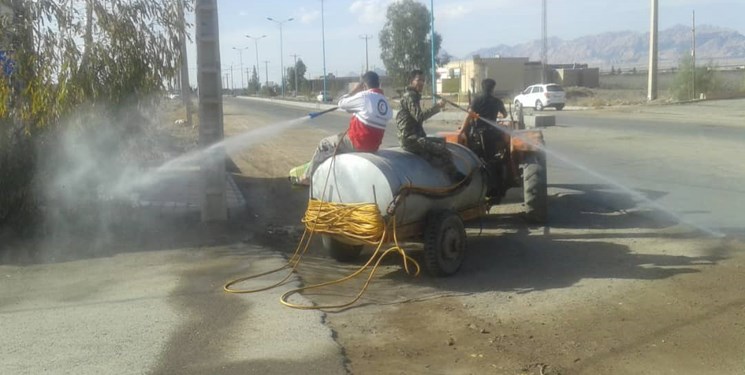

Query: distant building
left=439, top=56, right=599, bottom=98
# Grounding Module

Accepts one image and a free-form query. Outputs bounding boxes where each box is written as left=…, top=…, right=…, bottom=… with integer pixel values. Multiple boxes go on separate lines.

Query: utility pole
left=267, top=16, right=294, bottom=97
left=246, top=34, right=267, bottom=84
left=232, top=46, right=249, bottom=90
left=195, top=0, right=227, bottom=222
left=541, top=0, right=548, bottom=83
left=359, top=34, right=371, bottom=72
left=290, top=54, right=300, bottom=95
left=647, top=0, right=659, bottom=101
left=692, top=10, right=696, bottom=100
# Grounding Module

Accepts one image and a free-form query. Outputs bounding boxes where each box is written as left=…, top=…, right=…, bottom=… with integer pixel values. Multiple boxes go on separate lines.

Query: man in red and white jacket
left=301, top=71, right=392, bottom=184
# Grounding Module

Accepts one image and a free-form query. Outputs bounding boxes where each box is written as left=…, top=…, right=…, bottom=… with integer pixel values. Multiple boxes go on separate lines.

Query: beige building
left=439, top=55, right=598, bottom=98
left=439, top=56, right=542, bottom=97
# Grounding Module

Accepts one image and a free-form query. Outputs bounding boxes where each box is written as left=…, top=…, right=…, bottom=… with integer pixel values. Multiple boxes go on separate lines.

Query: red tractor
left=436, top=106, right=548, bottom=223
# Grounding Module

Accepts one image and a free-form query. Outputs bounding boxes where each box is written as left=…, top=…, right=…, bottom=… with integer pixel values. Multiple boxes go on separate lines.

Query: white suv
left=514, top=84, right=566, bottom=111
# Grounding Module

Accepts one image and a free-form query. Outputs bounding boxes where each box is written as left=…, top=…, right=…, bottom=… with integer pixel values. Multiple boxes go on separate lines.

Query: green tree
left=248, top=66, right=261, bottom=95
left=670, top=56, right=721, bottom=101
left=437, top=50, right=453, bottom=66
left=0, top=0, right=189, bottom=232
left=285, top=58, right=307, bottom=93
left=379, top=0, right=442, bottom=88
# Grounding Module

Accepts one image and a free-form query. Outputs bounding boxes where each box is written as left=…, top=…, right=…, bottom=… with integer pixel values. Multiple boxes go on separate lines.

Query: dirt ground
left=220, top=99, right=745, bottom=375
left=3, top=96, right=742, bottom=374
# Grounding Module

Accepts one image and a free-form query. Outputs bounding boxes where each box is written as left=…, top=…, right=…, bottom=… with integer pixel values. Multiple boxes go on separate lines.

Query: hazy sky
left=188, top=0, right=745, bottom=87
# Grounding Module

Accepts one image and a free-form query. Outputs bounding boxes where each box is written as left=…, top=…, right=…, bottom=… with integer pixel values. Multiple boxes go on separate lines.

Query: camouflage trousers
left=404, top=136, right=462, bottom=180
left=304, top=132, right=356, bottom=181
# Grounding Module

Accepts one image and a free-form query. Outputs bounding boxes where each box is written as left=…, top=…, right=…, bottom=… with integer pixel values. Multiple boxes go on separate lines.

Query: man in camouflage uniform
left=396, top=69, right=465, bottom=182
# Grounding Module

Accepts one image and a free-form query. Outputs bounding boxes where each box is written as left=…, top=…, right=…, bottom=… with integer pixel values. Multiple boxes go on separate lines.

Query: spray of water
left=479, top=116, right=725, bottom=238
left=110, top=115, right=312, bottom=197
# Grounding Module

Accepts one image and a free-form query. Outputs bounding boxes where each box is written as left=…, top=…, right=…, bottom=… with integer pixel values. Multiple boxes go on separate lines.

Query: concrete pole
left=647, top=0, right=658, bottom=101
left=246, top=35, right=266, bottom=84
left=232, top=47, right=248, bottom=90
left=195, top=0, right=227, bottom=221
left=359, top=34, right=371, bottom=72
left=267, top=17, right=293, bottom=97
left=692, top=10, right=696, bottom=100
left=541, top=0, right=547, bottom=84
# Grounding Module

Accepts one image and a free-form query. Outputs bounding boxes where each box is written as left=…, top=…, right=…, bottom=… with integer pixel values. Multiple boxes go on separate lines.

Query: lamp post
left=232, top=46, right=249, bottom=90
left=266, top=16, right=294, bottom=97
left=245, top=34, right=266, bottom=84
left=359, top=34, right=372, bottom=72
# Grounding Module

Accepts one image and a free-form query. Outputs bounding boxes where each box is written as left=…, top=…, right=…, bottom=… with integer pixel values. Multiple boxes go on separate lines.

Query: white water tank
left=310, top=143, right=486, bottom=226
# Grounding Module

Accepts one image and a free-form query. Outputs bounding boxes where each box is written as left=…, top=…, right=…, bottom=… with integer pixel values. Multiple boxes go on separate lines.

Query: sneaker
left=289, top=175, right=310, bottom=186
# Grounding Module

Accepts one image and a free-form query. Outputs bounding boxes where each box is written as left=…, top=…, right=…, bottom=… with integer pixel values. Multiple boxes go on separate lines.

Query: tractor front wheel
left=423, top=210, right=467, bottom=277
left=523, top=153, right=548, bottom=224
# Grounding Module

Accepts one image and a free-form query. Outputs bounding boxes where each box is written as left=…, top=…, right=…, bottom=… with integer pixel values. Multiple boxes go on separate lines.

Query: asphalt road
left=228, top=96, right=745, bottom=236
left=224, top=97, right=745, bottom=374
left=548, top=109, right=744, bottom=235
left=2, top=97, right=741, bottom=374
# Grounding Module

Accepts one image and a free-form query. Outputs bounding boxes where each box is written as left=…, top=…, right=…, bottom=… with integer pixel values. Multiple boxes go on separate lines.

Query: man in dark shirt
left=459, top=78, right=507, bottom=156
left=459, top=78, right=508, bottom=202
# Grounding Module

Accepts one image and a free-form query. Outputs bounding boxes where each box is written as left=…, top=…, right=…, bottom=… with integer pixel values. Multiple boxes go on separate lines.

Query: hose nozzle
left=308, top=107, right=338, bottom=119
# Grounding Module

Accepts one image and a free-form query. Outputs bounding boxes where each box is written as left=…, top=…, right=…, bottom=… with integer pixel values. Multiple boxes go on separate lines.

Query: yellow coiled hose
left=223, top=197, right=419, bottom=311
left=223, top=141, right=473, bottom=310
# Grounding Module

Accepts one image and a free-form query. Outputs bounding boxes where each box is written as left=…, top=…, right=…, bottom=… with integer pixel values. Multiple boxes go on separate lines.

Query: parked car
left=513, top=83, right=565, bottom=111
left=316, top=91, right=333, bottom=103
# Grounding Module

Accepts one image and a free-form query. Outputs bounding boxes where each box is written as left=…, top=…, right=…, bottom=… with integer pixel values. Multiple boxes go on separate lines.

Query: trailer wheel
left=423, top=210, right=467, bottom=277
left=523, top=153, right=548, bottom=224
left=322, top=235, right=363, bottom=262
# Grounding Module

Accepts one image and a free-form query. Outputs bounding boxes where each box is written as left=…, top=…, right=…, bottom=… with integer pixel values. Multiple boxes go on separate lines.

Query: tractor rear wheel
left=322, top=235, right=363, bottom=262
left=423, top=210, right=467, bottom=277
left=523, top=153, right=548, bottom=224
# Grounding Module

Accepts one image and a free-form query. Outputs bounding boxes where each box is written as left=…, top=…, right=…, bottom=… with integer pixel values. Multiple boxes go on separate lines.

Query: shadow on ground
left=273, top=181, right=735, bottom=309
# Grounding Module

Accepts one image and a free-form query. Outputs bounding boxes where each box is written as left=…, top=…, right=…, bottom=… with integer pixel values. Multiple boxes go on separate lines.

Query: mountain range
left=466, top=25, right=745, bottom=70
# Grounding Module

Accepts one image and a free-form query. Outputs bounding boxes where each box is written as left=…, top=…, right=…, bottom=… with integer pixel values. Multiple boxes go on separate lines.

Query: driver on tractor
left=459, top=78, right=509, bottom=204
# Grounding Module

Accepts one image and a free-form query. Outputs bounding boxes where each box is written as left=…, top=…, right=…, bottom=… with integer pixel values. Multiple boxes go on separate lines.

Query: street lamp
left=245, top=34, right=267, bottom=84
left=360, top=34, right=372, bottom=72
left=232, top=46, right=249, bottom=90
left=266, top=16, right=294, bottom=97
